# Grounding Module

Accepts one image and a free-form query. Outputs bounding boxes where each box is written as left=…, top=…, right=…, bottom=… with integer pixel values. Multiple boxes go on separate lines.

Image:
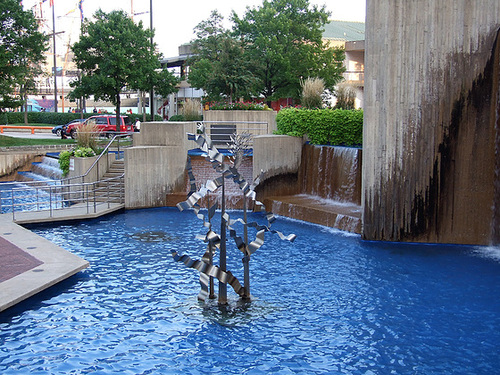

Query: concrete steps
left=94, top=160, right=124, bottom=202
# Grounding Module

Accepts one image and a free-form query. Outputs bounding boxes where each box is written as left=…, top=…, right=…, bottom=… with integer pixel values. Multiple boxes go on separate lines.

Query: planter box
left=67, top=153, right=110, bottom=183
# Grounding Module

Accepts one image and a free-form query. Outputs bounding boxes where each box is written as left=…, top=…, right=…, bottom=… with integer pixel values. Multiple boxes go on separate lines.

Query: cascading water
left=299, top=145, right=361, bottom=204
left=263, top=144, right=363, bottom=233
left=177, top=144, right=363, bottom=232
left=16, top=155, right=62, bottom=183
left=0, top=154, right=63, bottom=213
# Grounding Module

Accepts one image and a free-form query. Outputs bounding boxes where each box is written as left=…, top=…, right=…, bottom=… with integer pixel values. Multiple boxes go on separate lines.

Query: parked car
left=52, top=119, right=85, bottom=137
left=66, top=115, right=134, bottom=139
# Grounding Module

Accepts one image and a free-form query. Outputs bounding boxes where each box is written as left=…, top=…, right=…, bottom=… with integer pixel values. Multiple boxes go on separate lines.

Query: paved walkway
left=0, top=203, right=124, bottom=312
left=11, top=202, right=125, bottom=225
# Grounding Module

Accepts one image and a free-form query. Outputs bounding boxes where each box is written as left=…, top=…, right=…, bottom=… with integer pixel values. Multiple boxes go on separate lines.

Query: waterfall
left=16, top=155, right=63, bottom=183
left=299, top=145, right=361, bottom=204
left=263, top=144, right=363, bottom=233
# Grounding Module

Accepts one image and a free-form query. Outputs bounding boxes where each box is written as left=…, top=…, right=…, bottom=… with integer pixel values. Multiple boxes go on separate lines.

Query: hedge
left=0, top=111, right=162, bottom=125
left=275, top=108, right=363, bottom=146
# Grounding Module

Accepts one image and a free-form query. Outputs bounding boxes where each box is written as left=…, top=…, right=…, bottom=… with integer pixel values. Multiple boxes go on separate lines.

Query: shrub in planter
left=58, top=147, right=96, bottom=177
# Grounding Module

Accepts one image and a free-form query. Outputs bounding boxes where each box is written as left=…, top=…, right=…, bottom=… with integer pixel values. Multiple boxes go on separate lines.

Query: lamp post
left=149, top=0, right=154, bottom=121
left=51, top=2, right=58, bottom=113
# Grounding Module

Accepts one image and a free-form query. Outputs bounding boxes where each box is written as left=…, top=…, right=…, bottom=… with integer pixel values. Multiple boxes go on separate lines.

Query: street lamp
left=150, top=0, right=154, bottom=121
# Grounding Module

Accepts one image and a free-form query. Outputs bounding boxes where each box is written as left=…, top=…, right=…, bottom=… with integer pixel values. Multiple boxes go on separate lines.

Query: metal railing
left=62, top=132, right=131, bottom=186
left=0, top=133, right=130, bottom=219
left=1, top=174, right=124, bottom=220
left=201, top=121, right=269, bottom=145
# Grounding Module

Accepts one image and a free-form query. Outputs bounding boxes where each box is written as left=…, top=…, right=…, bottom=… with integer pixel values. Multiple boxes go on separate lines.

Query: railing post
left=49, top=186, right=53, bottom=217
left=107, top=179, right=110, bottom=208
left=86, top=184, right=89, bottom=214
left=93, top=182, right=97, bottom=213
left=11, top=189, right=15, bottom=221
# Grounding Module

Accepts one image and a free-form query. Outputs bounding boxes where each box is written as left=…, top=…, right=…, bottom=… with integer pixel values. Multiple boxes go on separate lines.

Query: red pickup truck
left=66, top=115, right=134, bottom=139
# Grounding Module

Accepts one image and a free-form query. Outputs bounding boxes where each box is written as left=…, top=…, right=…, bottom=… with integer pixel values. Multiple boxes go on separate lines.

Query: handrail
left=61, top=132, right=131, bottom=186
left=3, top=173, right=125, bottom=219
left=0, top=132, right=130, bottom=217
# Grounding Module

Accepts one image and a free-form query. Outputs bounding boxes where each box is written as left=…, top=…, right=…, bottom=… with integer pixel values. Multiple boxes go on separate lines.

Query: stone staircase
left=95, top=159, right=124, bottom=203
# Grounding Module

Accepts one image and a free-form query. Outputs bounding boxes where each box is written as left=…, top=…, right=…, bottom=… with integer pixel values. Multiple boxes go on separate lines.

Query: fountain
left=172, top=123, right=295, bottom=304
left=259, top=143, right=362, bottom=233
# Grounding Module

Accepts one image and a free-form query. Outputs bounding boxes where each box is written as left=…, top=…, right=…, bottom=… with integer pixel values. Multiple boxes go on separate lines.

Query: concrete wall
left=252, top=135, right=303, bottom=181
left=204, top=110, right=278, bottom=135
left=0, top=153, right=42, bottom=179
left=125, top=122, right=196, bottom=208
left=363, top=1, right=500, bottom=244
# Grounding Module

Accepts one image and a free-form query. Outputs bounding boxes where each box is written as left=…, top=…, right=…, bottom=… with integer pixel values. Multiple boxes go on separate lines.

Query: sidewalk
left=0, top=214, right=89, bottom=312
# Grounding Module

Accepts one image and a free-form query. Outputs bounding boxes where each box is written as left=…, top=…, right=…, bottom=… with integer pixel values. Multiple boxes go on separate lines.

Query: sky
left=23, top=0, right=366, bottom=58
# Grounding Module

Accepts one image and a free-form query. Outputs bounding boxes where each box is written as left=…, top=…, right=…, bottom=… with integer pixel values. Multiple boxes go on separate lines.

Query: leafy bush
left=58, top=150, right=72, bottom=177
left=209, top=102, right=270, bottom=111
left=276, top=108, right=363, bottom=146
left=73, top=147, right=96, bottom=158
left=168, top=114, right=185, bottom=121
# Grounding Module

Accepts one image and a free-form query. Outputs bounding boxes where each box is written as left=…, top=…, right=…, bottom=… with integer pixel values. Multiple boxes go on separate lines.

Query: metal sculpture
left=172, top=122, right=296, bottom=304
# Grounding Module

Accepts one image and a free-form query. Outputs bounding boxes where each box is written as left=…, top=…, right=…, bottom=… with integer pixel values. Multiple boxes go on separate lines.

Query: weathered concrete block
left=253, top=135, right=303, bottom=180
left=363, top=0, right=500, bottom=245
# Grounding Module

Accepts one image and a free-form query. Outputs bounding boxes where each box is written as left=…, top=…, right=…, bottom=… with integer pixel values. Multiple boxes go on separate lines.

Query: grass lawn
left=0, top=135, right=76, bottom=147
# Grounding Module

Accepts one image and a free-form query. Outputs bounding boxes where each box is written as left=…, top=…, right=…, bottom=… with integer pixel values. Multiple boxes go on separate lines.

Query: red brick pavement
left=0, top=236, right=43, bottom=283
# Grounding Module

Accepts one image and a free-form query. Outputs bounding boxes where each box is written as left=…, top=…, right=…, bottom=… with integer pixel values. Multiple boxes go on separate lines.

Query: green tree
left=233, top=0, right=345, bottom=101
left=188, top=11, right=257, bottom=102
left=70, top=9, right=178, bottom=131
left=0, top=0, right=48, bottom=111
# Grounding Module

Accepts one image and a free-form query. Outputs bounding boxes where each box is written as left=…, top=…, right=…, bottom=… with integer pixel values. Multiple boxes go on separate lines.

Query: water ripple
left=1, top=208, right=499, bottom=374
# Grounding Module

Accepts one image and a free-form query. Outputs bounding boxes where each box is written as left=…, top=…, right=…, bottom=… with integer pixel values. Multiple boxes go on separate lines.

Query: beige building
left=323, top=20, right=365, bottom=108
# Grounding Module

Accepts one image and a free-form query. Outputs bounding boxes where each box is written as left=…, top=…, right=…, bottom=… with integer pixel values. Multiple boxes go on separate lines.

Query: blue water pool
left=1, top=207, right=500, bottom=374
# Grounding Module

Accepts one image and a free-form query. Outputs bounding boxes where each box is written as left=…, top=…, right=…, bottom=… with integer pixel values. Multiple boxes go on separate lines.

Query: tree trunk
left=116, top=93, right=121, bottom=133
left=23, top=90, right=28, bottom=125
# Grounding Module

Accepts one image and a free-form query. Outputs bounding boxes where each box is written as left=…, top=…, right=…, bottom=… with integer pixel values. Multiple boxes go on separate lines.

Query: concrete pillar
left=363, top=0, right=500, bottom=244
left=125, top=122, right=196, bottom=208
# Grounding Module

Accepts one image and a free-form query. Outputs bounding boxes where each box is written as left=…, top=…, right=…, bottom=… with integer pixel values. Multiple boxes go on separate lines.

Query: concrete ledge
left=10, top=203, right=125, bottom=225
left=264, top=194, right=362, bottom=234
left=0, top=215, right=89, bottom=312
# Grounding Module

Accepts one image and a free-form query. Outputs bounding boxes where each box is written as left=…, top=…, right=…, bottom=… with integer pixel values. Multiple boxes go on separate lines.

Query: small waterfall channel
left=16, top=154, right=63, bottom=183
left=264, top=144, right=363, bottom=233
left=0, top=153, right=63, bottom=213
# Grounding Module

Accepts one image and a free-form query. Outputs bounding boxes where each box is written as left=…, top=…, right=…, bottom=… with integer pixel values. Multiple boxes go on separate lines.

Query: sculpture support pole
left=243, top=193, right=250, bottom=299
left=207, top=194, right=215, bottom=299
left=219, top=177, right=228, bottom=304
left=208, top=242, right=216, bottom=299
